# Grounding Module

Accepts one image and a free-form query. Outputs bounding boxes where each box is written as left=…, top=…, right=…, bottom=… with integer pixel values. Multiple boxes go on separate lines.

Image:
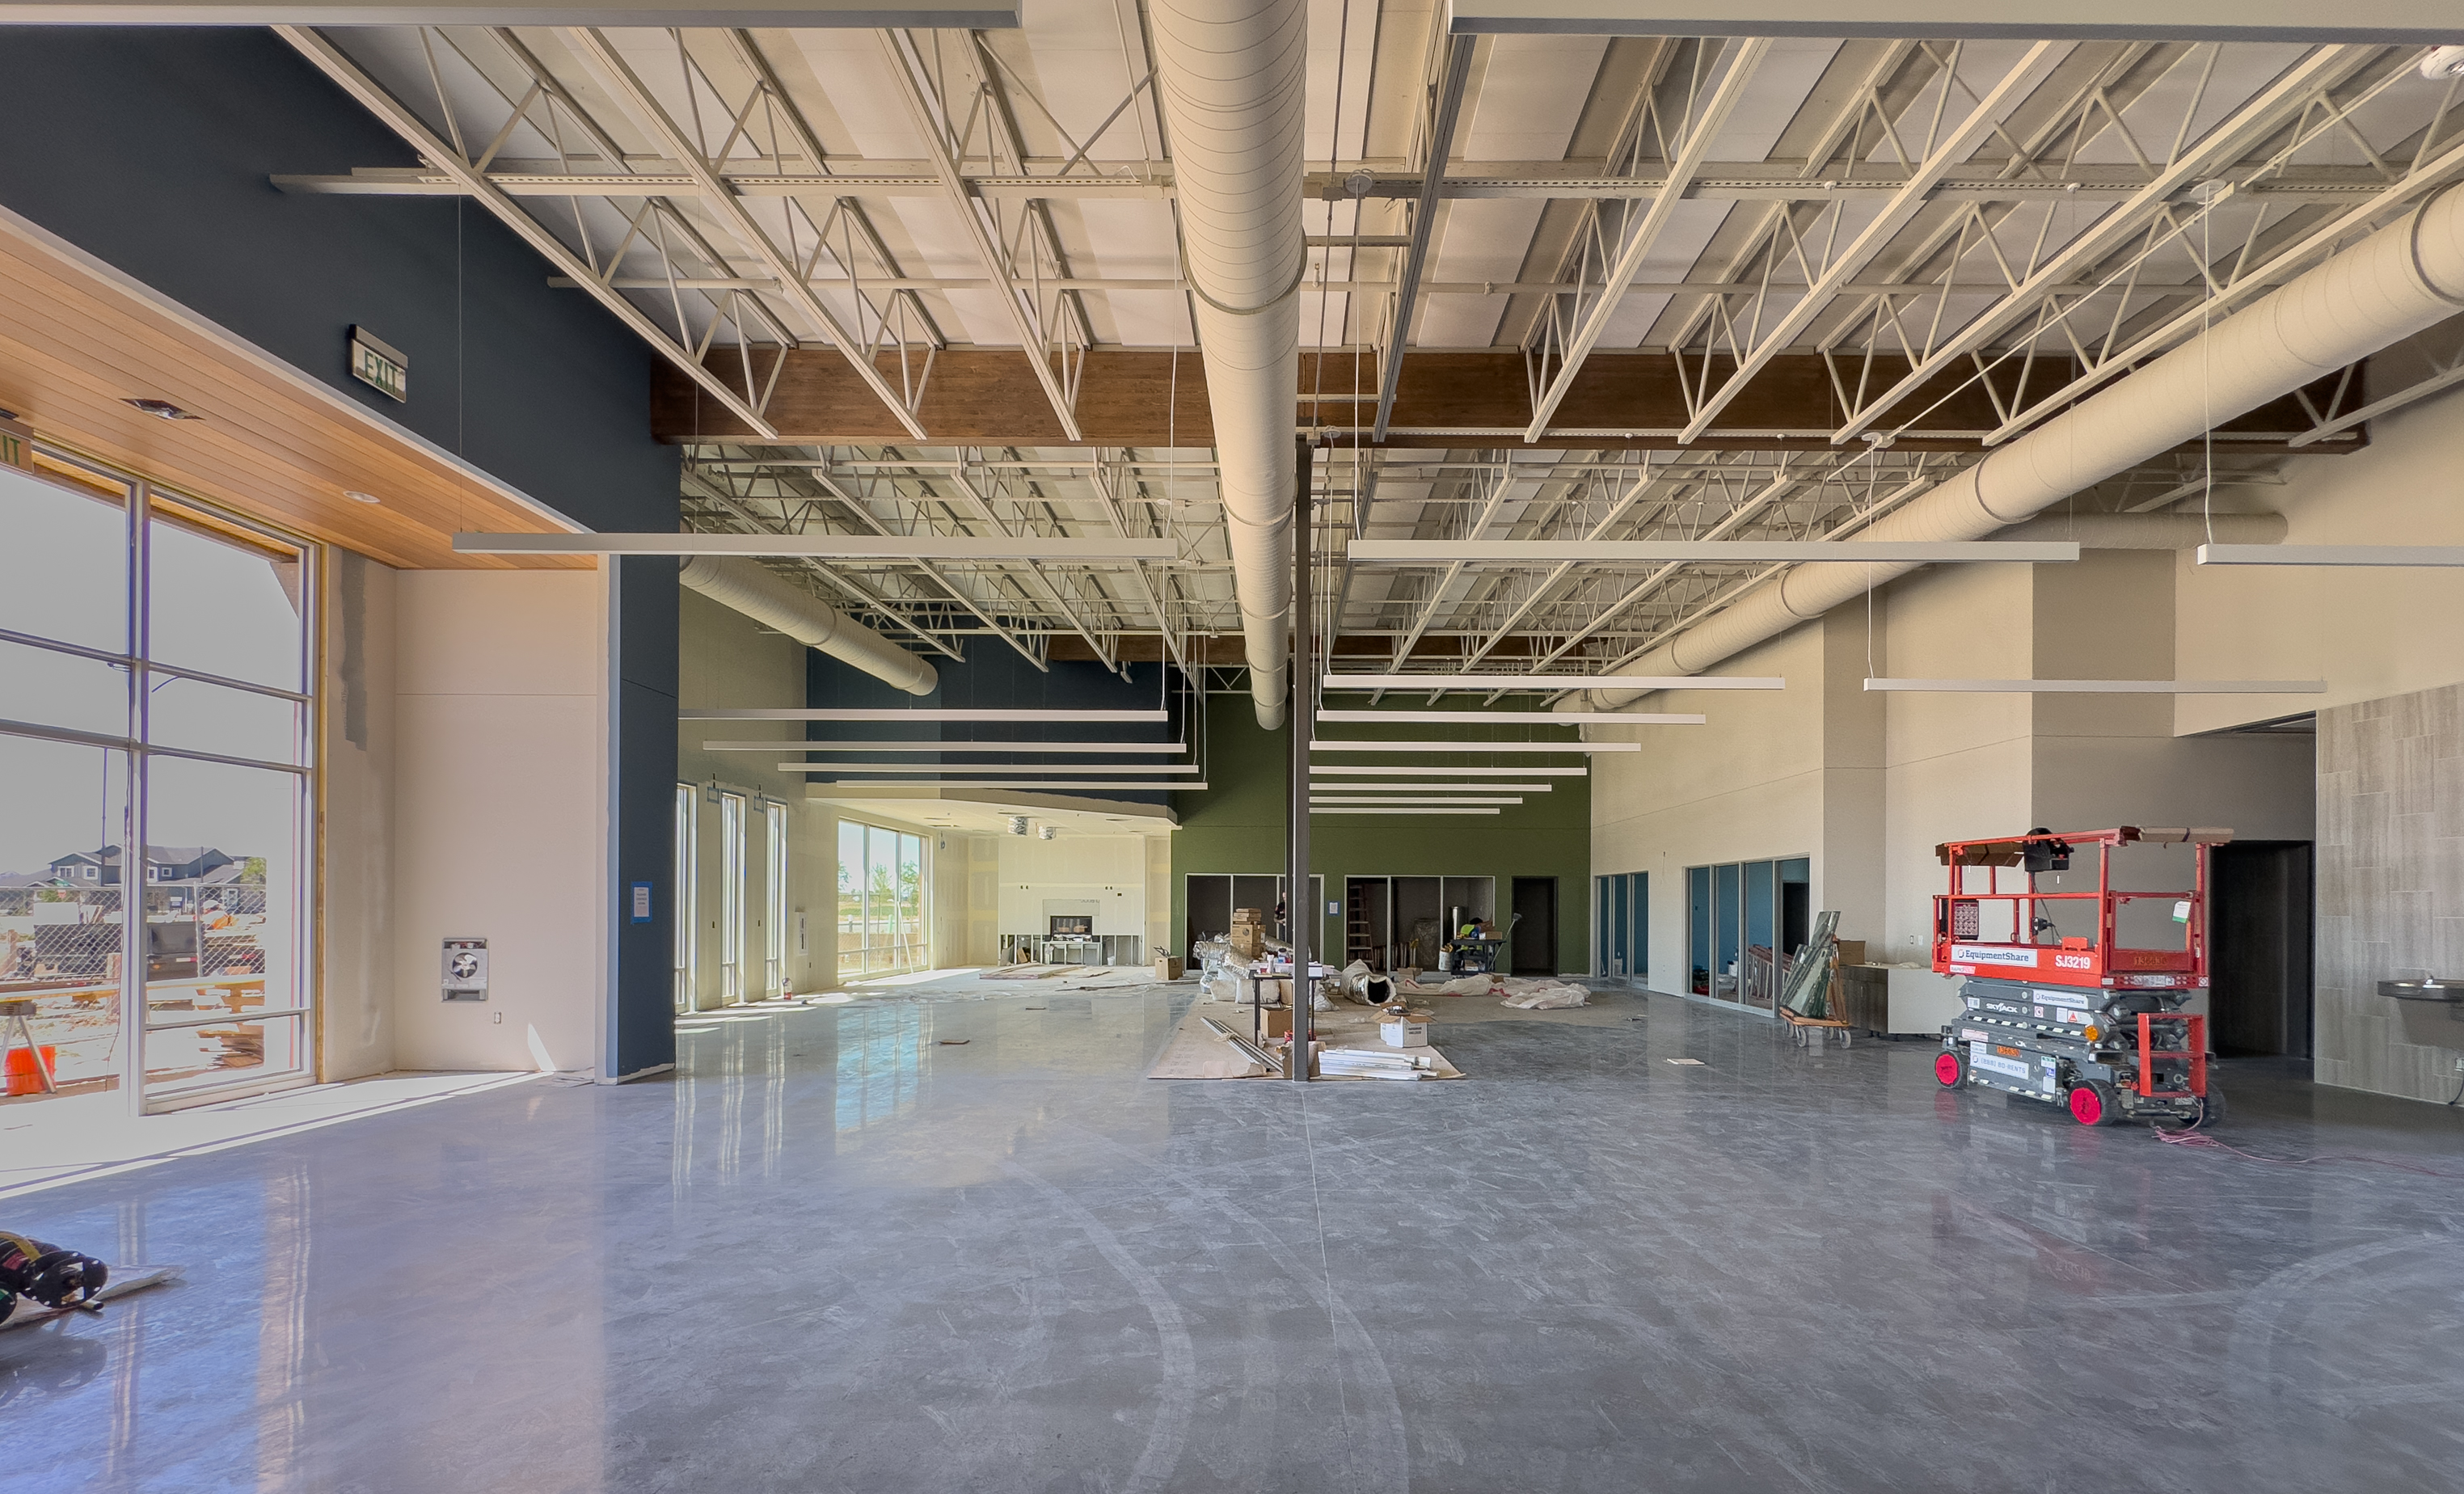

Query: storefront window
left=0, top=454, right=314, bottom=1112
left=837, top=821, right=927, bottom=976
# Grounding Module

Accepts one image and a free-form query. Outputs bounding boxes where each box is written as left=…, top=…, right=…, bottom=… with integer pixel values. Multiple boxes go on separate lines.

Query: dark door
left=2208, top=841, right=2314, bottom=1057
left=1187, top=875, right=1231, bottom=955
left=1511, top=877, right=1558, bottom=975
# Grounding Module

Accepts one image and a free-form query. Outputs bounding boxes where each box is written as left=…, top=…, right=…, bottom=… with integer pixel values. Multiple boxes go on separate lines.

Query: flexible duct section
left=1151, top=0, right=1307, bottom=728
left=1572, top=186, right=2464, bottom=713
left=678, top=555, right=937, bottom=696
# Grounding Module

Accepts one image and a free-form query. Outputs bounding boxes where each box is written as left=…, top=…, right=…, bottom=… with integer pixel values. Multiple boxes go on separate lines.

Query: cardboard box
left=1264, top=1007, right=1302, bottom=1040
left=1835, top=939, right=1867, bottom=968
left=1380, top=1015, right=1429, bottom=1049
left=1154, top=955, right=1184, bottom=981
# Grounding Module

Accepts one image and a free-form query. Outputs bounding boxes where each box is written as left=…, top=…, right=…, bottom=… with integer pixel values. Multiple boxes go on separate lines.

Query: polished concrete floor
left=4, top=985, right=2462, bottom=1493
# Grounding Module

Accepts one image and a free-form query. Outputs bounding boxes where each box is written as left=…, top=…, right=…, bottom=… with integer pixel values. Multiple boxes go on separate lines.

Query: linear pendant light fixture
left=1347, top=540, right=2080, bottom=564
left=1316, top=710, right=1704, bottom=725
left=1863, top=678, right=2327, bottom=694
left=457, top=533, right=1174, bottom=561
left=806, top=780, right=1205, bottom=790
left=1310, top=796, right=1525, bottom=805
left=778, top=763, right=1200, bottom=774
left=1314, top=764, right=1588, bottom=778
left=1318, top=781, right=1555, bottom=791
left=2197, top=543, right=2464, bottom=567
left=682, top=709, right=1167, bottom=722
left=1311, top=806, right=1500, bottom=816
left=1323, top=674, right=1781, bottom=691
left=1308, top=740, right=1639, bottom=753
left=702, top=740, right=1187, bottom=753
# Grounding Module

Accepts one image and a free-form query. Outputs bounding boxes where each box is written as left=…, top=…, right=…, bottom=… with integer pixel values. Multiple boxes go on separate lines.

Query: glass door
left=765, top=801, right=789, bottom=996
left=719, top=791, right=748, bottom=1003
left=673, top=784, right=697, bottom=1012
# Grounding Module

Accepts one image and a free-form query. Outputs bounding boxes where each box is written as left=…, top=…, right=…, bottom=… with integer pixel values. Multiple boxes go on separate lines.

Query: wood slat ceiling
left=0, top=213, right=584, bottom=571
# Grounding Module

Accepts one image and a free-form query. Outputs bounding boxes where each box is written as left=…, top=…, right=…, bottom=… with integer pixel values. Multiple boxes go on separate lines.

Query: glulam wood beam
left=652, top=349, right=2364, bottom=452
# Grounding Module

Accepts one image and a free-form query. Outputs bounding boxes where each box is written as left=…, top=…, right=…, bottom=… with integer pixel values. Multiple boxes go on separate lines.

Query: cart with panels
left=1928, top=826, right=2229, bottom=1127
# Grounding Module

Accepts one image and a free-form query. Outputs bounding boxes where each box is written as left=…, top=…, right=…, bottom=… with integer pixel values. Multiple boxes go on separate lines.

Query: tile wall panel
left=2317, top=682, right=2464, bottom=1104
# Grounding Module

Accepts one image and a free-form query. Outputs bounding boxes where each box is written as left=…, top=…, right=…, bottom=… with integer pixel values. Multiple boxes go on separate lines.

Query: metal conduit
left=1567, top=186, right=2464, bottom=713
left=1151, top=0, right=1308, bottom=728
left=678, top=555, right=938, bottom=696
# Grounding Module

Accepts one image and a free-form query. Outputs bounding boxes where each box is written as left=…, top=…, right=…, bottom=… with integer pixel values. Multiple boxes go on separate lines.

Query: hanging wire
left=2201, top=197, right=2217, bottom=546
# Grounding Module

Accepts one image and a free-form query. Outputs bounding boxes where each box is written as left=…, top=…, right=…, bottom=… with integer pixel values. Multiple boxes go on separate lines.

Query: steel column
left=119, top=480, right=151, bottom=1116
left=1288, top=437, right=1313, bottom=1081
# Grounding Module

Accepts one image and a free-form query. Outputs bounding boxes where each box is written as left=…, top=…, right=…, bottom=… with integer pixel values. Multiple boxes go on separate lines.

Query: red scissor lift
left=1929, top=826, right=2230, bottom=1127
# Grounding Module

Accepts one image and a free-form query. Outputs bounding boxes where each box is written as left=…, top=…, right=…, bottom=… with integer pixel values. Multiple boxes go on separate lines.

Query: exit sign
left=349, top=327, right=407, bottom=403
left=0, top=416, right=31, bottom=471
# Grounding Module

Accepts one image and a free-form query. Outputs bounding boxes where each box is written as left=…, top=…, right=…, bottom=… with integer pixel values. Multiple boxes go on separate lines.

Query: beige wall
left=1145, top=834, right=1173, bottom=963
left=995, top=833, right=1153, bottom=952
left=1880, top=561, right=2036, bottom=961
left=318, top=551, right=396, bottom=1082
left=1591, top=544, right=2316, bottom=1000
left=2177, top=384, right=2464, bottom=1104
left=1592, top=623, right=1829, bottom=990
left=389, top=569, right=610, bottom=1074
left=965, top=834, right=1000, bottom=966
left=2177, top=394, right=2464, bottom=733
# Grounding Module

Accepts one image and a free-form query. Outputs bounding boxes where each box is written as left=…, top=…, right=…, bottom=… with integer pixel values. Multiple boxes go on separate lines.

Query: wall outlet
left=2453, top=1056, right=2462, bottom=1074
left=493, top=1011, right=504, bottom=1025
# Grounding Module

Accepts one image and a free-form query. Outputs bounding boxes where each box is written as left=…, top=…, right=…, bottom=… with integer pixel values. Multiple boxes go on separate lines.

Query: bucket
left=5, top=1045, right=59, bottom=1095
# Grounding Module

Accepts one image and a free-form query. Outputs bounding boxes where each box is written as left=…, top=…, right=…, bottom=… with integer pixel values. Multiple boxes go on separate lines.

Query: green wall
left=1171, top=704, right=1593, bottom=973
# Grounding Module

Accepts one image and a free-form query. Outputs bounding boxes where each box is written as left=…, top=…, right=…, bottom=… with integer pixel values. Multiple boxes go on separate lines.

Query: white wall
left=390, top=569, right=609, bottom=1073
left=995, top=834, right=1150, bottom=942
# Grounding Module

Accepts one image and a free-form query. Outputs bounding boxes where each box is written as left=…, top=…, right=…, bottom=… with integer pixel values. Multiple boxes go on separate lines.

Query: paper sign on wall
left=442, top=938, right=488, bottom=1002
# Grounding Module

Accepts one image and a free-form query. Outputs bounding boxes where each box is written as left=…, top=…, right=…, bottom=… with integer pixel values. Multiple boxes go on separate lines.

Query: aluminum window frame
left=0, top=444, right=319, bottom=1114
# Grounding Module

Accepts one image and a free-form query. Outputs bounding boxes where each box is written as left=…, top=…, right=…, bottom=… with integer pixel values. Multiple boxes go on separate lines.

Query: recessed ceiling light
left=124, top=399, right=199, bottom=420
left=344, top=490, right=382, bottom=504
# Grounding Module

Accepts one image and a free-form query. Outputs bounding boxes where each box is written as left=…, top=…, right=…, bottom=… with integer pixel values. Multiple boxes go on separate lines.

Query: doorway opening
left=2208, top=840, right=2314, bottom=1058
left=1510, top=877, right=1559, bottom=974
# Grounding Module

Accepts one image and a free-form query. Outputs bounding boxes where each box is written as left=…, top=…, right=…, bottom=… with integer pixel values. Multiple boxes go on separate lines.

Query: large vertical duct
left=678, top=555, right=938, bottom=695
left=1151, top=0, right=1308, bottom=728
left=1569, top=185, right=2464, bottom=712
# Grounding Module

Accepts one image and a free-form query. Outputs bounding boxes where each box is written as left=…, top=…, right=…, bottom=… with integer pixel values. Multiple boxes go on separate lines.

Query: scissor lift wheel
left=2067, top=1078, right=2120, bottom=1126
left=1933, top=1049, right=1968, bottom=1088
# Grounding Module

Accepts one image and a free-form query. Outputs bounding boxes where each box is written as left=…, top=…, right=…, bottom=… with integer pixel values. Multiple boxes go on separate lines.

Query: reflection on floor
left=0, top=1071, right=537, bottom=1199
left=4, top=986, right=2462, bottom=1492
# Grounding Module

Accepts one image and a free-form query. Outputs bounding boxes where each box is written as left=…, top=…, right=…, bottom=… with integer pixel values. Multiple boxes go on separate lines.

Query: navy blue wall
left=0, top=27, right=678, bottom=1075
left=0, top=27, right=675, bottom=534
left=805, top=649, right=1184, bottom=807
